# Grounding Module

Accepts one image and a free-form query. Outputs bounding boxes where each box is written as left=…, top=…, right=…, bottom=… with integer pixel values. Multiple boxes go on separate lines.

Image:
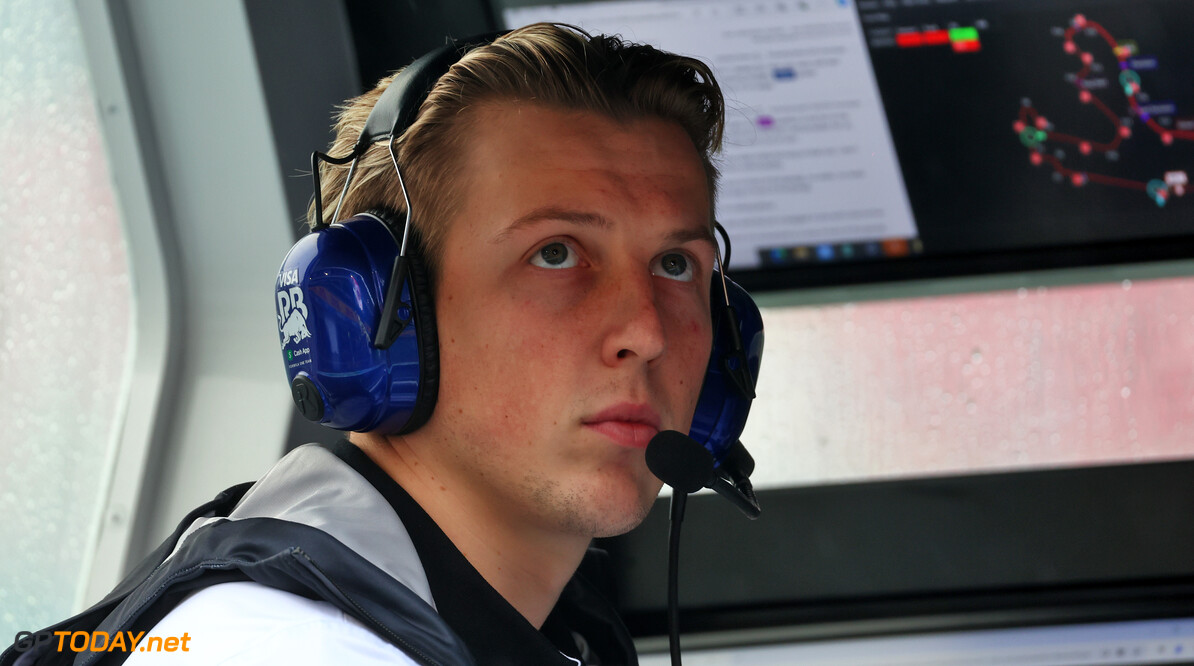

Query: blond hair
left=310, top=23, right=725, bottom=275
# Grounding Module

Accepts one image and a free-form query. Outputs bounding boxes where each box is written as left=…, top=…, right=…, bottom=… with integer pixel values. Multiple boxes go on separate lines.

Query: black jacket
left=1, top=442, right=636, bottom=665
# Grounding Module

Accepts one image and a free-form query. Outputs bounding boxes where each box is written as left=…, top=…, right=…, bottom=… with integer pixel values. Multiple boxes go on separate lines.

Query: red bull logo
left=277, top=286, right=310, bottom=346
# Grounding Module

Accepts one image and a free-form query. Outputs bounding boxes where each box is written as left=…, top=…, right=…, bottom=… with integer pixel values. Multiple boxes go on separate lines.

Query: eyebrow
left=491, top=205, right=715, bottom=246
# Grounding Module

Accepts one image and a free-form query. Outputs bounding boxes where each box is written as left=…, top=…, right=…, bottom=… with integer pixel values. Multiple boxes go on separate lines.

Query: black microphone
left=647, top=431, right=761, bottom=520
left=646, top=430, right=715, bottom=494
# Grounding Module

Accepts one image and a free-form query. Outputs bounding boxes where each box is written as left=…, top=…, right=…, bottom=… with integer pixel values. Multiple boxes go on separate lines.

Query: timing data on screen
left=860, top=0, right=1194, bottom=252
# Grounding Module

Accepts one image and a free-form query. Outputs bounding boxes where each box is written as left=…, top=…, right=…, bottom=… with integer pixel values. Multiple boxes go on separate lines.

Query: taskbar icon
left=759, top=237, right=922, bottom=267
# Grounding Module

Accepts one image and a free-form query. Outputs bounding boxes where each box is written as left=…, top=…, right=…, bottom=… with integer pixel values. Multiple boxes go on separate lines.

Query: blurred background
left=2, top=0, right=1192, bottom=662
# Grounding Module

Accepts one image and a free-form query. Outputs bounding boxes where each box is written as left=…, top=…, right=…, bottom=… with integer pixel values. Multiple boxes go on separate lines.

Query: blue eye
left=653, top=253, right=694, bottom=282
left=530, top=241, right=579, bottom=269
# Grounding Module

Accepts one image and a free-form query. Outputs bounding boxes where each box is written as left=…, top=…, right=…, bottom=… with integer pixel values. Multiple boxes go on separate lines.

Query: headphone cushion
left=689, top=275, right=764, bottom=462
left=399, top=246, right=439, bottom=433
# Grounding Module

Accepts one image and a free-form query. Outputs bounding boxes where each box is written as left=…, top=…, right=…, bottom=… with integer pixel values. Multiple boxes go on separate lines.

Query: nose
left=600, top=269, right=667, bottom=367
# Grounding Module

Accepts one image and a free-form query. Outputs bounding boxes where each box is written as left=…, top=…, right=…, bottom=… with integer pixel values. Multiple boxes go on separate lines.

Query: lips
left=582, top=403, right=662, bottom=449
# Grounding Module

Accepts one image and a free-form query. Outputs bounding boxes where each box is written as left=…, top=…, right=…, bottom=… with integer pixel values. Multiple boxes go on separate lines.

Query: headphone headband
left=357, top=32, right=507, bottom=154
left=311, top=32, right=505, bottom=230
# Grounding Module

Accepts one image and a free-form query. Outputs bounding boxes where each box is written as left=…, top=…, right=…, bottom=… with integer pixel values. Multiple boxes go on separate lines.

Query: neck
left=351, top=431, right=590, bottom=628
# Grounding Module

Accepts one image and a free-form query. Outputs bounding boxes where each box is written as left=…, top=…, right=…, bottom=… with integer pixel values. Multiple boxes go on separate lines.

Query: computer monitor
left=497, top=0, right=1194, bottom=290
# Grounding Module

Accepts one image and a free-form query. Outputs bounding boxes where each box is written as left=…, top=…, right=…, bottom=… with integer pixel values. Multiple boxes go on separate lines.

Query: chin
left=578, top=473, right=662, bottom=538
left=525, top=460, right=663, bottom=538
left=589, top=507, right=654, bottom=538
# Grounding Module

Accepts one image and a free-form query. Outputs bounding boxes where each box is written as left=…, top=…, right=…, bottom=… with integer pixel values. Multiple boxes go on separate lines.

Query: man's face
left=421, top=102, right=715, bottom=538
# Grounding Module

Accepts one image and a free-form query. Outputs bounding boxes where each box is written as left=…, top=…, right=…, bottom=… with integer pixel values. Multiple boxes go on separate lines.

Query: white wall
left=75, top=0, right=356, bottom=601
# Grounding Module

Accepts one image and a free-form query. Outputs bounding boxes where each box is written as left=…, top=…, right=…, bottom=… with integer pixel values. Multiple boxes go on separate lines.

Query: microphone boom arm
left=708, top=466, right=760, bottom=520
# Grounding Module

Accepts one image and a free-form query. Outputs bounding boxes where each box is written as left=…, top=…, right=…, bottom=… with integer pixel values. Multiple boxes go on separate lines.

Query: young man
left=13, top=23, right=728, bottom=666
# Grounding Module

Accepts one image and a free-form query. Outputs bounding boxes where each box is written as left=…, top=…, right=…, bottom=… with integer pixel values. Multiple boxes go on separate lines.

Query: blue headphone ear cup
left=687, top=274, right=764, bottom=464
left=276, top=212, right=439, bottom=433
